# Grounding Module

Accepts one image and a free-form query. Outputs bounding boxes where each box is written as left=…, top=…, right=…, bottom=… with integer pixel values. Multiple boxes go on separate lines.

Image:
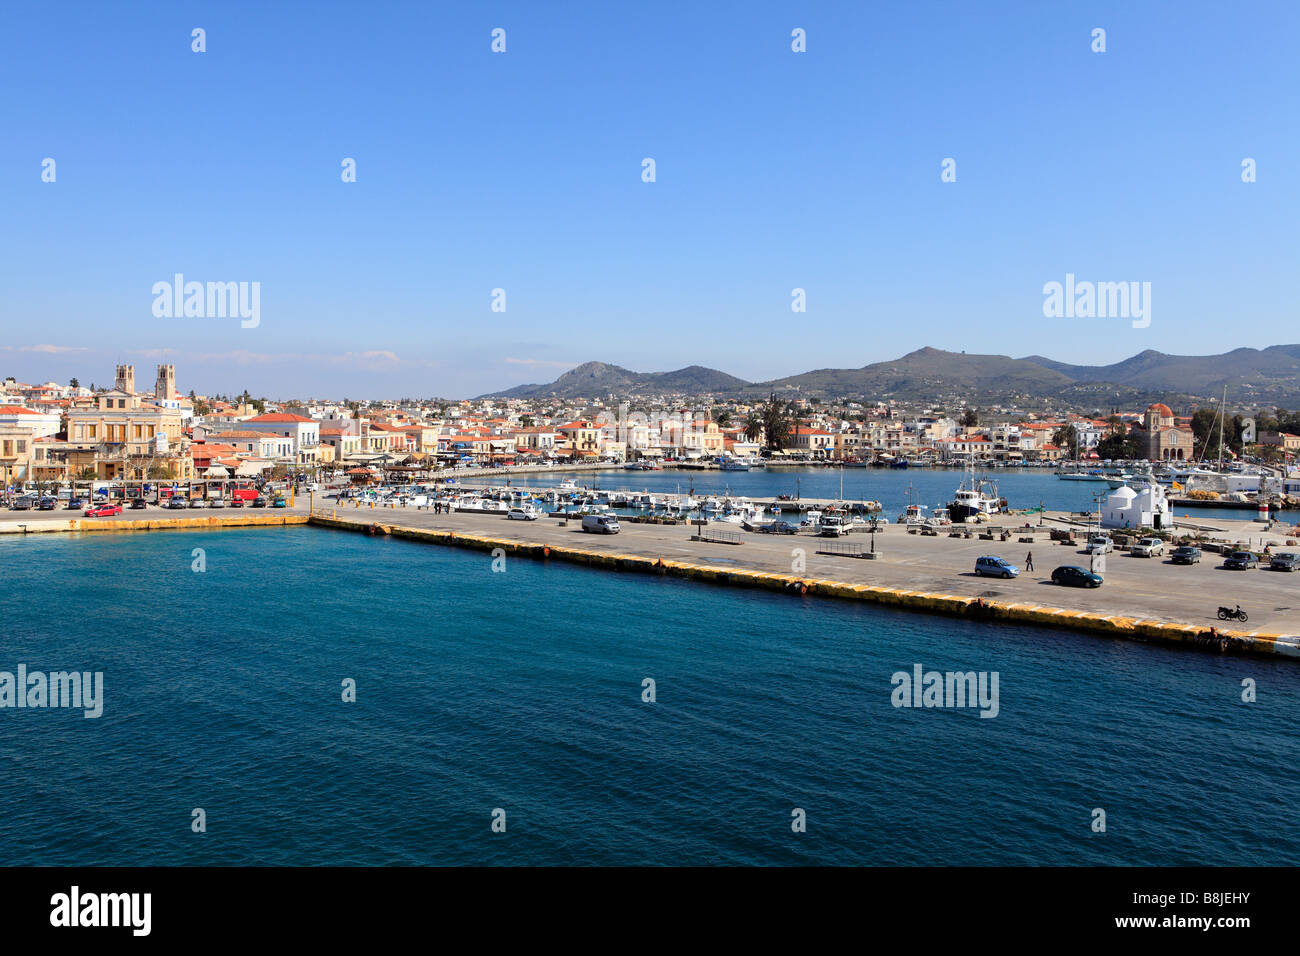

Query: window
left=17, top=441, right=26, bottom=453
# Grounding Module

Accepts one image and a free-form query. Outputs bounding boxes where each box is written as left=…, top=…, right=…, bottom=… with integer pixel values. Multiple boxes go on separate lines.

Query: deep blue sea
left=2, top=526, right=1298, bottom=866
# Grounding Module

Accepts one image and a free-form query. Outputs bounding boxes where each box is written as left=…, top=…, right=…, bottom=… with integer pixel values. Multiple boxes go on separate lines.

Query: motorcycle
left=1217, top=605, right=1249, bottom=623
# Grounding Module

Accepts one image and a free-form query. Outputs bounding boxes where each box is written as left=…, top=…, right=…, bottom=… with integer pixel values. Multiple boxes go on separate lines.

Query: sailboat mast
left=1217, top=385, right=1226, bottom=470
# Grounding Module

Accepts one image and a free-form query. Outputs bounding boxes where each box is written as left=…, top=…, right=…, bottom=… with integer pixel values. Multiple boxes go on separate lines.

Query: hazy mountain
left=482, top=346, right=1300, bottom=407
left=484, top=361, right=750, bottom=399
left=753, top=347, right=1074, bottom=399
left=1021, top=345, right=1300, bottom=394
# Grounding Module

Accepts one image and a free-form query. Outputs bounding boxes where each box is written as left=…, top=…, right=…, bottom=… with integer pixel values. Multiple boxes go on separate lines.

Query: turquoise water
left=2, top=526, right=1298, bottom=866
left=489, top=467, right=1281, bottom=527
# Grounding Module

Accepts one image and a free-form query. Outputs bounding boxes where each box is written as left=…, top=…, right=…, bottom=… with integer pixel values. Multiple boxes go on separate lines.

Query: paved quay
left=309, top=501, right=1300, bottom=656
left=4, top=498, right=1297, bottom=657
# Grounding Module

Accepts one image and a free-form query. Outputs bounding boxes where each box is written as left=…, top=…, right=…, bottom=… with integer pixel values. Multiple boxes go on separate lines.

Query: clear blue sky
left=2, top=1, right=1296, bottom=399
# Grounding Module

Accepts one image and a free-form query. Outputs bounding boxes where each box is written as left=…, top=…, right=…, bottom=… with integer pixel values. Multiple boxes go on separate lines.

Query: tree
left=714, top=409, right=733, bottom=427
left=960, top=407, right=979, bottom=428
left=148, top=462, right=176, bottom=480
left=69, top=377, right=79, bottom=388
left=1096, top=425, right=1141, bottom=460
left=743, top=412, right=763, bottom=443
left=1052, top=424, right=1078, bottom=453
left=520, top=415, right=534, bottom=429
left=759, top=393, right=792, bottom=451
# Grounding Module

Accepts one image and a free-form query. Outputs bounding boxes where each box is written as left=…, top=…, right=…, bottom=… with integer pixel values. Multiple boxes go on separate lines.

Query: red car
left=84, top=504, right=123, bottom=517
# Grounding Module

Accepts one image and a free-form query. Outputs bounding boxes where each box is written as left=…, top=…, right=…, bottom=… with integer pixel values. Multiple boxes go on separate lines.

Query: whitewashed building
left=1101, top=482, right=1173, bottom=531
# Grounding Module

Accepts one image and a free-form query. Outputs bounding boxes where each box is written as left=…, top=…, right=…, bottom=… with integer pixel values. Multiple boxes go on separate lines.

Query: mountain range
left=481, top=346, right=1300, bottom=409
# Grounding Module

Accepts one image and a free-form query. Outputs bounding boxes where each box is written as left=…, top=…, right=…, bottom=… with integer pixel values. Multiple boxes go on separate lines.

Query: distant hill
left=484, top=361, right=749, bottom=399
left=752, top=347, right=1074, bottom=400
left=1022, top=345, right=1300, bottom=396
left=482, top=346, right=1300, bottom=407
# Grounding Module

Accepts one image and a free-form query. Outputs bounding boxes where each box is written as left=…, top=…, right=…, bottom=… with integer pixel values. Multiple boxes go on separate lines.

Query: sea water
left=1, top=527, right=1296, bottom=865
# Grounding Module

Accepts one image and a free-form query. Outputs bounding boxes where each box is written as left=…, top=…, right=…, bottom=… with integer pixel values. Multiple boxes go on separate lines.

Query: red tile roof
left=246, top=413, right=315, bottom=423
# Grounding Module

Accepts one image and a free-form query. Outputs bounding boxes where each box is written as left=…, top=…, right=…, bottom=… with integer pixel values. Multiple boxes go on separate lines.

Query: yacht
left=1056, top=468, right=1109, bottom=481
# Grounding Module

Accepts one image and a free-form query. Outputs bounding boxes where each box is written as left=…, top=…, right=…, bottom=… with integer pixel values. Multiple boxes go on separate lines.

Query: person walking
left=1025, top=551, right=1034, bottom=572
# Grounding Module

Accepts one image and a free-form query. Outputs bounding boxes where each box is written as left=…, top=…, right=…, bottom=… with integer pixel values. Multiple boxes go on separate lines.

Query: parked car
left=271, top=496, right=287, bottom=509
left=84, top=504, right=123, bottom=517
left=975, top=556, right=1020, bottom=579
left=581, top=514, right=620, bottom=534
left=166, top=497, right=188, bottom=510
left=1084, top=535, right=1113, bottom=555
left=9, top=496, right=33, bottom=511
left=187, top=497, right=205, bottom=509
left=506, top=507, right=539, bottom=520
left=251, top=496, right=268, bottom=508
left=1223, top=551, right=1259, bottom=570
left=762, top=520, right=800, bottom=535
left=1170, top=546, right=1201, bottom=565
left=1269, top=552, right=1300, bottom=572
left=230, top=496, right=246, bottom=508
left=1051, top=565, right=1103, bottom=588
left=37, top=496, right=58, bottom=511
left=65, top=497, right=84, bottom=510
left=209, top=497, right=226, bottom=509
left=129, top=497, right=148, bottom=510
left=1130, top=537, right=1164, bottom=558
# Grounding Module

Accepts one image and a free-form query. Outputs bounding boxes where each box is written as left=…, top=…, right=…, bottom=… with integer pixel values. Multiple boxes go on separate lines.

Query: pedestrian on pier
left=1025, top=551, right=1034, bottom=572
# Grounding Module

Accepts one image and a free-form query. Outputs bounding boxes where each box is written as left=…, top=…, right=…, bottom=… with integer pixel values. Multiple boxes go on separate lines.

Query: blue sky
left=1, top=1, right=1296, bottom=399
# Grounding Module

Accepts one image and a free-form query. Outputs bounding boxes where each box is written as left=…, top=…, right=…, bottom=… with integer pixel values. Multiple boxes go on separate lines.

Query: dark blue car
left=1051, top=565, right=1103, bottom=588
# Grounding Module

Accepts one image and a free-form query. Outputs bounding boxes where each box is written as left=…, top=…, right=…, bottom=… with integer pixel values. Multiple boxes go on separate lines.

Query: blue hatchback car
left=975, top=556, right=1020, bottom=579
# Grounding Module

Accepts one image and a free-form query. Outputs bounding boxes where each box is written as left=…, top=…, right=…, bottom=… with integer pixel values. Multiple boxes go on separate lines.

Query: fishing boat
left=896, top=480, right=928, bottom=526
left=717, top=456, right=751, bottom=472
left=947, top=464, right=1005, bottom=522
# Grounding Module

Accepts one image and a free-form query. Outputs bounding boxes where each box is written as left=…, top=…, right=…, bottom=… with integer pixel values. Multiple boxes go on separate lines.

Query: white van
left=581, top=514, right=620, bottom=534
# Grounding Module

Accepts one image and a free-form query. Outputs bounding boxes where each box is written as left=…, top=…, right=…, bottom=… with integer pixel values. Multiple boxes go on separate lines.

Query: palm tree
left=743, top=412, right=763, bottom=443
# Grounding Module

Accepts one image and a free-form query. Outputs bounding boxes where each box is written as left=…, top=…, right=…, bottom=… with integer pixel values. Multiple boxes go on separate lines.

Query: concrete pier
left=303, top=505, right=1300, bottom=659
left=4, top=499, right=1297, bottom=659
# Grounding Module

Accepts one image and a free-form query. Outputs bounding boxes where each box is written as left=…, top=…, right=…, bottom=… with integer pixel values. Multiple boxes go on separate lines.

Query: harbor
left=6, top=467, right=1298, bottom=657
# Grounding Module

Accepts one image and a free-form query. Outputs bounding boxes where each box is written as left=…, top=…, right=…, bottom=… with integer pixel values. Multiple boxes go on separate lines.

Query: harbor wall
left=0, top=514, right=310, bottom=535
left=307, top=514, right=1300, bottom=661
